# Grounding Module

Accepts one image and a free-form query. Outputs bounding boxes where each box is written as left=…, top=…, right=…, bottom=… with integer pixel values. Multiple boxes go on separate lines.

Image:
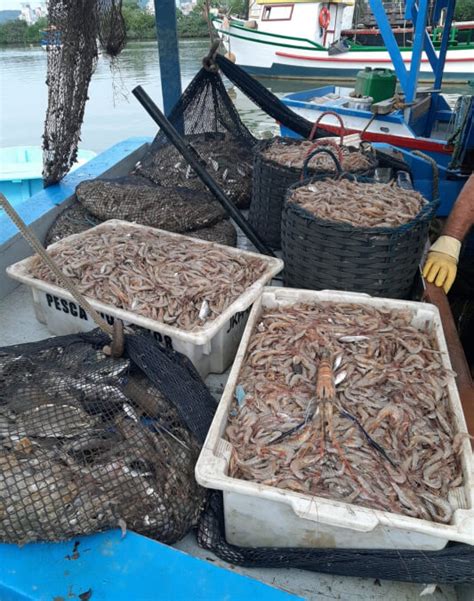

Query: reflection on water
left=0, top=39, right=471, bottom=151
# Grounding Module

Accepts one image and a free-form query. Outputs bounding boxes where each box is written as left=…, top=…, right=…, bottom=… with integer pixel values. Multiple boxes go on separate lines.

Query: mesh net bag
left=187, top=219, right=237, bottom=247
left=45, top=200, right=237, bottom=247
left=43, top=0, right=99, bottom=186
left=134, top=68, right=257, bottom=209
left=43, top=1, right=126, bottom=186
left=76, top=176, right=226, bottom=231
left=197, top=492, right=474, bottom=585
left=0, top=329, right=216, bottom=545
left=96, top=0, right=126, bottom=57
left=46, top=201, right=102, bottom=246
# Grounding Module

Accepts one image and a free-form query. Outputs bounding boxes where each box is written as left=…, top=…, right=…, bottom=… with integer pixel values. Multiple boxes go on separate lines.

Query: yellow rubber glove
left=422, top=235, right=461, bottom=294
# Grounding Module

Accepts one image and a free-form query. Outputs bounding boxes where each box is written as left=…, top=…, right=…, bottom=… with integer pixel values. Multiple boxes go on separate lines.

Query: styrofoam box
left=196, top=287, right=474, bottom=550
left=6, top=220, right=283, bottom=378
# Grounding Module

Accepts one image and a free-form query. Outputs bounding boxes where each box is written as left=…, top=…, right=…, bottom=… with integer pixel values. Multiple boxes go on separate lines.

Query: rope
left=411, top=151, right=439, bottom=201
left=0, top=193, right=114, bottom=338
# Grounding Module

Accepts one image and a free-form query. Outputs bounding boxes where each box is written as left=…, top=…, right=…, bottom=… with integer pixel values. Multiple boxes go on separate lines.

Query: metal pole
left=368, top=0, right=408, bottom=94
left=405, top=0, right=429, bottom=104
left=132, top=85, right=276, bottom=258
left=154, top=0, right=182, bottom=117
left=433, top=2, right=455, bottom=91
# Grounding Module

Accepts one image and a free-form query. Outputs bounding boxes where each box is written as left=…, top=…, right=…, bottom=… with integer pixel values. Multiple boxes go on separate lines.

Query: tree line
left=0, top=1, right=244, bottom=45
left=0, top=0, right=472, bottom=45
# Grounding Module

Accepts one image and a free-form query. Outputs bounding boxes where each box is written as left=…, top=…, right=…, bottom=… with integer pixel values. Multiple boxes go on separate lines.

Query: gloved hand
left=422, top=235, right=461, bottom=294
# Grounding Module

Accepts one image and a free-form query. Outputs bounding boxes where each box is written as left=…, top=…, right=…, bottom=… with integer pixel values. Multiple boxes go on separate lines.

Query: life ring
left=319, top=6, right=330, bottom=29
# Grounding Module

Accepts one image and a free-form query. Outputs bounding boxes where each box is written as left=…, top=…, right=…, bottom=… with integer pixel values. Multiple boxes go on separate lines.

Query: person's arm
left=423, top=174, right=474, bottom=293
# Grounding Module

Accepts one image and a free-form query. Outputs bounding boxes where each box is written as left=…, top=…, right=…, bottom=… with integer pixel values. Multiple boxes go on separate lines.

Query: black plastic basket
left=281, top=149, right=439, bottom=299
left=249, top=137, right=377, bottom=249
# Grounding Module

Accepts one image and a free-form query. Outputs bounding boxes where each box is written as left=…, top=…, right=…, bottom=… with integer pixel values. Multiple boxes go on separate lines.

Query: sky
left=0, top=1, right=44, bottom=10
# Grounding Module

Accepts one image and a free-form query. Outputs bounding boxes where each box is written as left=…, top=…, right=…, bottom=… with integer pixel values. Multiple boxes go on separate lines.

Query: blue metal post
left=367, top=0, right=408, bottom=92
left=154, top=0, right=182, bottom=117
left=424, top=2, right=456, bottom=136
left=405, top=0, right=429, bottom=104
left=433, top=1, right=455, bottom=90
left=408, top=4, right=442, bottom=81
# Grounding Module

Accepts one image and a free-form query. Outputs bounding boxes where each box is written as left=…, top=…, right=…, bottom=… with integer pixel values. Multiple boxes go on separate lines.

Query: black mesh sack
left=0, top=329, right=216, bottom=545
left=197, top=492, right=474, bottom=585
left=76, top=176, right=226, bottom=231
left=249, top=138, right=378, bottom=249
left=134, top=67, right=257, bottom=209
left=46, top=199, right=237, bottom=247
left=46, top=201, right=101, bottom=246
left=188, top=219, right=237, bottom=247
left=43, top=0, right=127, bottom=185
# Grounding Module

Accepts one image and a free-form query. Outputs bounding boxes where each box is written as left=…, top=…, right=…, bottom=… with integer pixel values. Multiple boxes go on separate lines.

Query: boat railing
left=212, top=15, right=326, bottom=50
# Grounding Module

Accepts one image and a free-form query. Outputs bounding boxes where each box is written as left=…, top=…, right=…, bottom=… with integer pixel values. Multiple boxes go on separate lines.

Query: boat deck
left=1, top=139, right=472, bottom=600
left=1, top=284, right=471, bottom=601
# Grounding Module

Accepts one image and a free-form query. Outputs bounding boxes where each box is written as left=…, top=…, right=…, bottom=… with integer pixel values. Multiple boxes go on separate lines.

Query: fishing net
left=45, top=200, right=237, bottom=247
left=197, top=492, right=474, bottom=585
left=0, top=329, right=216, bottom=545
left=134, top=68, right=258, bottom=209
left=43, top=0, right=126, bottom=186
left=188, top=219, right=237, bottom=246
left=76, top=177, right=226, bottom=231
left=96, top=0, right=126, bottom=57
left=215, top=54, right=315, bottom=140
left=56, top=64, right=256, bottom=244
left=45, top=202, right=101, bottom=246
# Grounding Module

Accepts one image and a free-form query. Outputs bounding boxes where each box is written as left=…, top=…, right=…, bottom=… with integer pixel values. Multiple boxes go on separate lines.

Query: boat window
left=262, top=4, right=294, bottom=21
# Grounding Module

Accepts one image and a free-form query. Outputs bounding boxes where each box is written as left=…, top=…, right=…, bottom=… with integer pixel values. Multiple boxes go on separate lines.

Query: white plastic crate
left=6, top=221, right=283, bottom=378
left=196, top=287, right=474, bottom=550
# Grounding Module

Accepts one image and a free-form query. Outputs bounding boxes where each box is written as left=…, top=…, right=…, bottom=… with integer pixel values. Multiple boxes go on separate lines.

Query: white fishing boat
left=213, top=0, right=474, bottom=82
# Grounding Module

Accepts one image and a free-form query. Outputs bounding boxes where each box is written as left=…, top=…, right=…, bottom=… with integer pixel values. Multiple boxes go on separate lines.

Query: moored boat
left=0, top=146, right=96, bottom=205
left=213, top=1, right=474, bottom=81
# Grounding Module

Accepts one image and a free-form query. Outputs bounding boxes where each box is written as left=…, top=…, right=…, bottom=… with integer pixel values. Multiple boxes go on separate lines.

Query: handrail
left=423, top=282, right=474, bottom=447
left=212, top=16, right=326, bottom=49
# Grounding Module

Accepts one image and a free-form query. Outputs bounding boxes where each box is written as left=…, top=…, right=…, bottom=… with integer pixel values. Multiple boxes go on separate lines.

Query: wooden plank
left=424, top=282, right=474, bottom=446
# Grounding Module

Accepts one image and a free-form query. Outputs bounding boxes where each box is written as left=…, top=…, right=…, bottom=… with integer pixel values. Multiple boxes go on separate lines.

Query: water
left=0, top=39, right=470, bottom=151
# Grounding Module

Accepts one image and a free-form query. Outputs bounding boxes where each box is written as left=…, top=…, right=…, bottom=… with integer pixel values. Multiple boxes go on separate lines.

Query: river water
left=0, top=39, right=471, bottom=151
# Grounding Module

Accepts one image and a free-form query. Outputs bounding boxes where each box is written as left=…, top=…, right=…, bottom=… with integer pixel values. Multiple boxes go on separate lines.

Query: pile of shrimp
left=225, top=302, right=466, bottom=524
left=262, top=139, right=373, bottom=172
left=28, top=223, right=268, bottom=331
left=289, top=179, right=426, bottom=228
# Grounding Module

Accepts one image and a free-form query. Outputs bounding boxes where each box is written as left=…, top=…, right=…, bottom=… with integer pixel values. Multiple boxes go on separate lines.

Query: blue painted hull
left=0, top=179, right=44, bottom=205
left=0, top=530, right=301, bottom=601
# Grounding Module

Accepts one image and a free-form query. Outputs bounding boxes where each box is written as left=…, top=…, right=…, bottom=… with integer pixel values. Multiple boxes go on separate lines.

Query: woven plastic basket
left=281, top=150, right=439, bottom=299
left=249, top=137, right=377, bottom=249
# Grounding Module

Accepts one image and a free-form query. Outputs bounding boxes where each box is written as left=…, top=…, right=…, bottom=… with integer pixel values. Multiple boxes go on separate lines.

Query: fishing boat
left=0, top=146, right=96, bottom=205
left=279, top=83, right=472, bottom=158
left=212, top=0, right=474, bottom=82
left=0, top=0, right=473, bottom=599
left=271, top=0, right=474, bottom=211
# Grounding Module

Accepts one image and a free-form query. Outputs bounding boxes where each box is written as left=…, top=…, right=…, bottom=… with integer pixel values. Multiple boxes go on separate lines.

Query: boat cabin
left=244, top=0, right=356, bottom=48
